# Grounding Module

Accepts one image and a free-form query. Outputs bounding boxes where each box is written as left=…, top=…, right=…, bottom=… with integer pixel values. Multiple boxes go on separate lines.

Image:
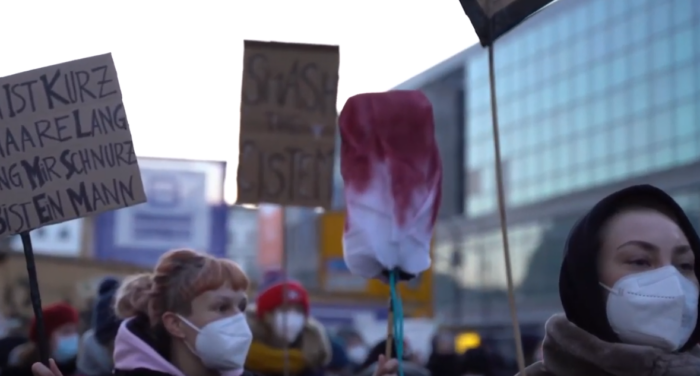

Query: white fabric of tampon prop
left=342, top=161, right=438, bottom=279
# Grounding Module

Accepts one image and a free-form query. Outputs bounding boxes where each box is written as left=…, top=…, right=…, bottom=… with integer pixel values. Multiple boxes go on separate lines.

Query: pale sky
left=1, top=1, right=477, bottom=203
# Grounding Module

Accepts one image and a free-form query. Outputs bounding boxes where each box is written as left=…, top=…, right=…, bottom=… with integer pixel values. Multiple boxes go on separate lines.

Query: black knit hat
left=92, top=277, right=122, bottom=345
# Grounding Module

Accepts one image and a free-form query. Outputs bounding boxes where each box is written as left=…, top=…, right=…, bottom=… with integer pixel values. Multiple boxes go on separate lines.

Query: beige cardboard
left=238, top=41, right=339, bottom=208
left=0, top=54, right=145, bottom=237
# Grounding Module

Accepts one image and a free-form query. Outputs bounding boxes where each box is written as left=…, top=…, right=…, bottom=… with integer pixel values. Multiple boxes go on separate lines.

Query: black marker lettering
left=31, top=193, right=53, bottom=224
left=2, top=84, right=15, bottom=118
left=20, top=156, right=47, bottom=190
left=19, top=126, right=36, bottom=150
left=60, top=149, right=80, bottom=180
left=73, top=108, right=91, bottom=138
left=92, top=65, right=118, bottom=98
left=17, top=202, right=32, bottom=232
left=47, top=190, right=64, bottom=220
left=243, top=54, right=269, bottom=105
left=0, top=164, right=24, bottom=190
left=67, top=182, right=93, bottom=216
left=40, top=70, right=70, bottom=110
left=54, top=114, right=73, bottom=142
left=75, top=71, right=96, bottom=102
left=18, top=80, right=38, bottom=113
left=10, top=84, right=27, bottom=116
left=34, top=120, right=54, bottom=147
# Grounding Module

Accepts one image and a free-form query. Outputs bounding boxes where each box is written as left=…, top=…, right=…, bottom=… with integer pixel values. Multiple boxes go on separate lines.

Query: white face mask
left=272, top=311, right=306, bottom=343
left=179, top=313, right=253, bottom=370
left=347, top=345, right=368, bottom=364
left=601, top=265, right=699, bottom=351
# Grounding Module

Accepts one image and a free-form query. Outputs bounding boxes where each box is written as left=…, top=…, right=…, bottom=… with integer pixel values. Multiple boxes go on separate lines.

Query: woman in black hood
left=520, top=185, right=700, bottom=376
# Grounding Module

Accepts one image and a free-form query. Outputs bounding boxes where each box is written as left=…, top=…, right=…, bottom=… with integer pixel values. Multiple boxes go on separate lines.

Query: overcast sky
left=1, top=0, right=477, bottom=201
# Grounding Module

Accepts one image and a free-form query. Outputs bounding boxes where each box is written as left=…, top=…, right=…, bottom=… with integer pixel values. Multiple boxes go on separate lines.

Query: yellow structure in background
left=455, top=332, right=482, bottom=353
left=318, top=211, right=434, bottom=317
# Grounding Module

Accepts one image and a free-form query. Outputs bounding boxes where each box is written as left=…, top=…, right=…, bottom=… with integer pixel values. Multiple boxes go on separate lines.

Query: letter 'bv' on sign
left=0, top=54, right=146, bottom=237
left=237, top=40, right=340, bottom=209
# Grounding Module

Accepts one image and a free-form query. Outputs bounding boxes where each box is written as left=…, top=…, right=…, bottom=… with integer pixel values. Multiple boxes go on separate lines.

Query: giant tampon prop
left=339, top=91, right=442, bottom=373
left=339, top=90, right=442, bottom=280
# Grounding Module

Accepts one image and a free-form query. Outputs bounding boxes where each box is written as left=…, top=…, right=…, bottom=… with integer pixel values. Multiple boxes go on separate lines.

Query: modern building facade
left=395, top=0, right=700, bottom=325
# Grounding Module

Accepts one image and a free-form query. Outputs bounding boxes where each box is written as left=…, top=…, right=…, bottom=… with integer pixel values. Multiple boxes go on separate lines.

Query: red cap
left=30, top=302, right=79, bottom=342
left=256, top=281, right=309, bottom=318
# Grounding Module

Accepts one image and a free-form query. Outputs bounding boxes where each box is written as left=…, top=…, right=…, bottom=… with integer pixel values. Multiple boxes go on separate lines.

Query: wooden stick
left=488, top=42, right=527, bottom=375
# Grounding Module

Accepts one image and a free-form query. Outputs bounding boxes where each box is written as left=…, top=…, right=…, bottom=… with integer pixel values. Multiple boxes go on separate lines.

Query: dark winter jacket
left=0, top=340, right=80, bottom=376
left=112, top=314, right=257, bottom=376
left=1, top=359, right=80, bottom=376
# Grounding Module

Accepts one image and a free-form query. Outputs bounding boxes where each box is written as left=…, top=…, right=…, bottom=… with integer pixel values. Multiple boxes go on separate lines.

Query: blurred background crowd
left=0, top=274, right=539, bottom=376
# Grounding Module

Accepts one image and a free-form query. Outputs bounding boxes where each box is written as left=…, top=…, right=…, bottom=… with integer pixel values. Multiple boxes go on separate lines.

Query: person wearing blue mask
left=78, top=277, right=123, bottom=376
left=5, top=302, right=80, bottom=376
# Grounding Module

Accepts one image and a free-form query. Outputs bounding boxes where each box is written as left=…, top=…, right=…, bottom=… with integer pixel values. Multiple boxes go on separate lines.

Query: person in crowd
left=323, top=336, right=350, bottom=376
left=460, top=338, right=505, bottom=376
left=77, top=276, right=122, bottom=376
left=245, top=281, right=331, bottom=376
left=334, top=328, right=367, bottom=373
left=0, top=327, right=28, bottom=373
left=6, top=302, right=81, bottom=376
left=30, top=249, right=398, bottom=376
left=426, top=331, right=461, bottom=376
left=520, top=334, right=543, bottom=367
left=519, top=185, right=700, bottom=375
left=357, top=339, right=429, bottom=376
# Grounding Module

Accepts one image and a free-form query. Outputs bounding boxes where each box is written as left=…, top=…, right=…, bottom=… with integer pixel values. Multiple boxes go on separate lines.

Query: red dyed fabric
left=339, top=90, right=442, bottom=278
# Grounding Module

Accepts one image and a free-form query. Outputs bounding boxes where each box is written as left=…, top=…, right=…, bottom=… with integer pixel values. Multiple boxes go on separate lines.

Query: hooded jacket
left=244, top=305, right=331, bottom=376
left=519, top=313, right=700, bottom=376
left=520, top=185, right=700, bottom=376
left=112, top=314, right=255, bottom=376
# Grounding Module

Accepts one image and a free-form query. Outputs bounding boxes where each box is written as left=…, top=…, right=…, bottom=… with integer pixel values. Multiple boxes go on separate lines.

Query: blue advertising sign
left=94, top=158, right=227, bottom=267
left=311, top=303, right=388, bottom=327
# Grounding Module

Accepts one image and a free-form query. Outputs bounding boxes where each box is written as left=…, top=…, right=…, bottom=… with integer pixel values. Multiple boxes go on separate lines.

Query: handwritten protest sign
left=237, top=41, right=340, bottom=208
left=0, top=53, right=146, bottom=237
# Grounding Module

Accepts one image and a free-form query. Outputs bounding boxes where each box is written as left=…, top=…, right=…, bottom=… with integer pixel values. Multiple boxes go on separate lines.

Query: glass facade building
left=393, top=0, right=700, bottom=324
left=433, top=187, right=700, bottom=324
left=465, top=0, right=700, bottom=217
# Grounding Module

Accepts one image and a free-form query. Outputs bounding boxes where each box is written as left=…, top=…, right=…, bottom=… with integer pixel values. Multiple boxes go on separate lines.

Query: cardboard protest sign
left=0, top=54, right=146, bottom=237
left=238, top=41, right=340, bottom=208
left=459, top=0, right=556, bottom=46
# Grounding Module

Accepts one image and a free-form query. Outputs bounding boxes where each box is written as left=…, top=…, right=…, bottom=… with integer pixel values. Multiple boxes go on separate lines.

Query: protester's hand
left=31, top=359, right=63, bottom=376
left=373, top=355, right=399, bottom=376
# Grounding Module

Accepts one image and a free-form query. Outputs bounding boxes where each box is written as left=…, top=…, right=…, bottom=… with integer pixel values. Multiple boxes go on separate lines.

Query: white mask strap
left=599, top=282, right=617, bottom=294
left=176, top=314, right=201, bottom=333
left=175, top=314, right=202, bottom=358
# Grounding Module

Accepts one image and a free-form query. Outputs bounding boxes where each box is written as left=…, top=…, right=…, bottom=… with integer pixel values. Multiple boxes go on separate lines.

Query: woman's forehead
left=603, top=210, right=689, bottom=249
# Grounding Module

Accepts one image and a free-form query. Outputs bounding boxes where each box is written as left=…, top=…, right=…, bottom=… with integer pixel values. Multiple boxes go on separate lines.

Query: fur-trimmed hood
left=519, top=314, right=700, bottom=376
left=245, top=304, right=332, bottom=368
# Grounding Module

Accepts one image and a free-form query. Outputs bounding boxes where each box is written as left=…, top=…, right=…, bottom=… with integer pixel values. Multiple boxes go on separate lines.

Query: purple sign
left=94, top=158, right=227, bottom=267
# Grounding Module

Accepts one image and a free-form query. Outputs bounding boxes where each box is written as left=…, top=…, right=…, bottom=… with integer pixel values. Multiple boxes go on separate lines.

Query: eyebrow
left=617, top=240, right=692, bottom=255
